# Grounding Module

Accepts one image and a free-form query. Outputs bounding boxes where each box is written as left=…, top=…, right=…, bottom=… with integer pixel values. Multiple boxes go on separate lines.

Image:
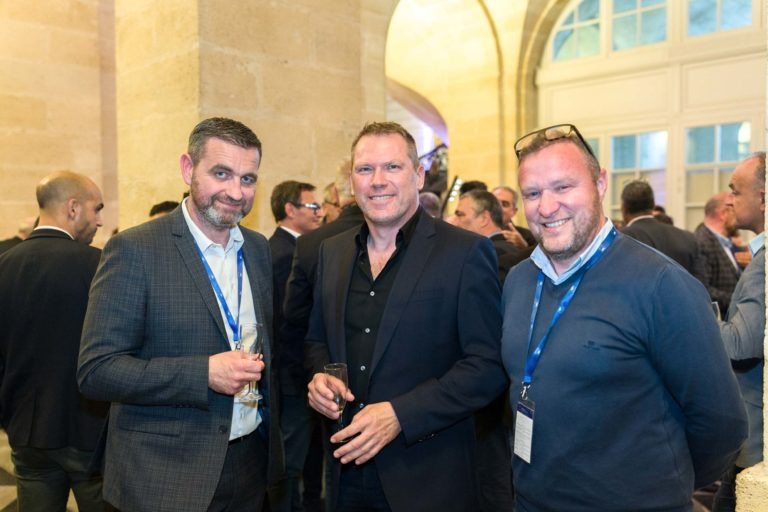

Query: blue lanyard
left=521, top=228, right=617, bottom=400
left=196, top=245, right=244, bottom=342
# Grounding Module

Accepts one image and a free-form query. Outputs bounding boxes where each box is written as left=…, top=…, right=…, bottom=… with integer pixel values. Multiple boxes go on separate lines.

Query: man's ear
left=66, top=197, right=80, bottom=220
left=284, top=202, right=296, bottom=220
left=180, top=153, right=194, bottom=186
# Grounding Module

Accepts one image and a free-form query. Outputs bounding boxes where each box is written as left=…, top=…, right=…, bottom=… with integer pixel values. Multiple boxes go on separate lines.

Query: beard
left=191, top=189, right=249, bottom=230
left=536, top=195, right=604, bottom=265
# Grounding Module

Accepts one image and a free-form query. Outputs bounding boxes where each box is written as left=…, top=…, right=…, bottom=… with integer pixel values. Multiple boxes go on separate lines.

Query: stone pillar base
left=736, top=463, right=768, bottom=510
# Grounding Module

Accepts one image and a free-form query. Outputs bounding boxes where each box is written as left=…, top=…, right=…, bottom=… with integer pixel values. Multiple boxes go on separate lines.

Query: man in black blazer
left=78, top=118, right=282, bottom=512
left=621, top=180, right=703, bottom=278
left=306, top=122, right=507, bottom=512
left=0, top=216, right=35, bottom=255
left=0, top=171, right=108, bottom=511
left=695, top=191, right=741, bottom=317
left=268, top=180, right=322, bottom=512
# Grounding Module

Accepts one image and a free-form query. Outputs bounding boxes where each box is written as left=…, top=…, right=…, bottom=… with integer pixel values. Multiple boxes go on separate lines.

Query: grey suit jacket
left=78, top=208, right=283, bottom=512
left=720, top=246, right=765, bottom=468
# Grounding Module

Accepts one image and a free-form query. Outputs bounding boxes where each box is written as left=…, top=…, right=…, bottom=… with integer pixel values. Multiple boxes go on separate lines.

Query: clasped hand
left=208, top=350, right=264, bottom=395
left=307, top=373, right=401, bottom=465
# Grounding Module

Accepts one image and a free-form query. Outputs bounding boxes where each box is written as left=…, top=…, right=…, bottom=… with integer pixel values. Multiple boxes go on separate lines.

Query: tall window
left=613, top=0, right=667, bottom=50
left=688, top=0, right=752, bottom=36
left=609, top=131, right=668, bottom=219
left=684, top=122, right=751, bottom=229
left=553, top=0, right=601, bottom=61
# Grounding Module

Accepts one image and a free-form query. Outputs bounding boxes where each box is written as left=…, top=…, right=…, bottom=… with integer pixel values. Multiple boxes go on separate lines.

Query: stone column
left=115, top=0, right=392, bottom=232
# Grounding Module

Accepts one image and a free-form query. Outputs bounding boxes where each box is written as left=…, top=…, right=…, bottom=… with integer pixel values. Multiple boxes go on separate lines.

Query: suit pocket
left=115, top=406, right=182, bottom=437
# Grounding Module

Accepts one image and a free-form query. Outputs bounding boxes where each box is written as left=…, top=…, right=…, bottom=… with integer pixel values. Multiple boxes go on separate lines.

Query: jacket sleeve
left=719, top=251, right=765, bottom=361
left=77, top=234, right=210, bottom=408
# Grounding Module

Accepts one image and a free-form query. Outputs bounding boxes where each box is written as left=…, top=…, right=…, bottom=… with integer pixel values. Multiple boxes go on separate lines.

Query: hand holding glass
left=324, top=363, right=348, bottom=439
left=237, top=323, right=264, bottom=403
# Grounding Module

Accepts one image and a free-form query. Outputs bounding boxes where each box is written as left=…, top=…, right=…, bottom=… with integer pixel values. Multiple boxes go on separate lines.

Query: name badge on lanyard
left=514, top=228, right=616, bottom=464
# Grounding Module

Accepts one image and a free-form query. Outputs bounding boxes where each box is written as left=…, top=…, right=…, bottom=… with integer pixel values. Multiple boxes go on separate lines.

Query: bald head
left=703, top=191, right=737, bottom=236
left=36, top=171, right=103, bottom=244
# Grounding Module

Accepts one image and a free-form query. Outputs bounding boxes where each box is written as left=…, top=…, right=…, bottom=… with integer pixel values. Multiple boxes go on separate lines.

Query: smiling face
left=351, top=133, right=424, bottom=231
left=181, top=137, right=260, bottom=241
left=518, top=141, right=607, bottom=273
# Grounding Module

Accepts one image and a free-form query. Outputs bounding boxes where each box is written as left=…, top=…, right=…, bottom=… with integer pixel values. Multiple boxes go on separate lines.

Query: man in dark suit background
left=621, top=179, right=702, bottom=277
left=695, top=191, right=741, bottom=317
left=305, top=122, right=507, bottom=512
left=0, top=171, right=108, bottom=511
left=78, top=118, right=283, bottom=512
left=267, top=180, right=322, bottom=512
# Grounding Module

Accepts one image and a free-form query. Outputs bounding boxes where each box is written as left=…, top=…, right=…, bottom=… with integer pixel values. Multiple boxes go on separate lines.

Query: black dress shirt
left=344, top=209, right=421, bottom=421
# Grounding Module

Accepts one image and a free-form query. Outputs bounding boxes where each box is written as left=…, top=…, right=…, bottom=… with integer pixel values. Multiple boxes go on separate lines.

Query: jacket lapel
left=170, top=210, right=230, bottom=347
left=328, top=235, right=357, bottom=362
left=370, top=211, right=436, bottom=372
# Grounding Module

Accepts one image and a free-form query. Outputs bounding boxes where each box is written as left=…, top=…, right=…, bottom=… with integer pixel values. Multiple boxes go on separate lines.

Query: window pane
left=720, top=122, right=751, bottom=161
left=612, top=135, right=637, bottom=169
left=686, top=168, right=714, bottom=202
left=719, top=168, right=734, bottom=191
left=640, top=169, right=666, bottom=206
left=686, top=207, right=704, bottom=231
left=613, top=0, right=636, bottom=14
left=721, top=0, right=751, bottom=30
left=611, top=172, right=636, bottom=206
left=642, top=0, right=665, bottom=6
left=579, top=0, right=600, bottom=21
left=564, top=11, right=575, bottom=25
left=577, top=23, right=600, bottom=57
left=641, top=8, right=666, bottom=44
left=686, top=126, right=715, bottom=164
left=554, top=29, right=575, bottom=61
left=613, top=14, right=637, bottom=50
left=688, top=0, right=716, bottom=36
left=639, top=131, right=667, bottom=168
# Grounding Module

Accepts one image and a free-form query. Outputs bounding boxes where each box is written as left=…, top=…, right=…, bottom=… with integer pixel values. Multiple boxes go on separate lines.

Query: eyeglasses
left=514, top=124, right=596, bottom=161
left=292, top=202, right=322, bottom=213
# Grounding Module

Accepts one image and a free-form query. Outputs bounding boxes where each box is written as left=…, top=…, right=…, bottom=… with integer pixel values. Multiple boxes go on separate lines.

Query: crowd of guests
left=0, top=117, right=764, bottom=512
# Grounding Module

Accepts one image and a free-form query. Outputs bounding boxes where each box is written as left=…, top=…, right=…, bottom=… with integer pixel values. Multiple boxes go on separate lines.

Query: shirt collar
left=706, top=225, right=733, bottom=248
left=33, top=225, right=74, bottom=240
left=749, top=232, right=765, bottom=256
left=626, top=214, right=655, bottom=227
left=278, top=225, right=301, bottom=239
left=181, top=198, right=243, bottom=253
left=354, top=207, right=422, bottom=252
left=531, top=218, right=615, bottom=285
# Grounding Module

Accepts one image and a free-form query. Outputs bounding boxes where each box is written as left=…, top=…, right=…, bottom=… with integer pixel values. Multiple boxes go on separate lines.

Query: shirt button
left=360, top=365, right=366, bottom=371
left=364, top=328, right=370, bottom=334
left=358, top=403, right=365, bottom=409
left=369, top=291, right=375, bottom=296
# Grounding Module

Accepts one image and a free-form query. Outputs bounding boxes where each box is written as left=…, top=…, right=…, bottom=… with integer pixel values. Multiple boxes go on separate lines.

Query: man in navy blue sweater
left=502, top=124, right=748, bottom=511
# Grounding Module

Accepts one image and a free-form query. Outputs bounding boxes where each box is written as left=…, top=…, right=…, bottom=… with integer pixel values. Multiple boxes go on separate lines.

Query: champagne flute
left=711, top=301, right=722, bottom=322
left=324, top=363, right=348, bottom=441
left=237, top=322, right=264, bottom=403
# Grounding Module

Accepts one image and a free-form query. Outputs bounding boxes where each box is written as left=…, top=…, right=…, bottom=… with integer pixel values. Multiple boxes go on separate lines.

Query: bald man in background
left=0, top=171, right=108, bottom=511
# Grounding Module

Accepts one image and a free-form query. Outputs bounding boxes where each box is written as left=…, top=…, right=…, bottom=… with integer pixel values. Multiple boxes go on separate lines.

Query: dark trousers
left=208, top=431, right=268, bottom=512
left=337, top=463, right=391, bottom=512
left=712, top=465, right=744, bottom=512
left=11, top=445, right=105, bottom=512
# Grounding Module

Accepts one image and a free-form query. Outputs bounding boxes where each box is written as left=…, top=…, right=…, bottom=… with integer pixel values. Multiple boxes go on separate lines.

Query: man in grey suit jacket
left=78, top=118, right=283, bottom=512
left=306, top=122, right=507, bottom=511
left=713, top=151, right=766, bottom=512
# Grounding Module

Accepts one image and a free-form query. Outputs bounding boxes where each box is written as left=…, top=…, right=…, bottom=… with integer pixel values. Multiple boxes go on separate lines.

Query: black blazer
left=269, top=227, right=301, bottom=393
left=622, top=217, right=703, bottom=278
left=0, top=229, right=108, bottom=450
left=305, top=210, right=508, bottom=512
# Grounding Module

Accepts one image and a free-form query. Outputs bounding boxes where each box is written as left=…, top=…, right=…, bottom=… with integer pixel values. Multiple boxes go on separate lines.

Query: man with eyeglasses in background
left=268, top=180, right=323, bottom=512
left=501, top=123, right=748, bottom=511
